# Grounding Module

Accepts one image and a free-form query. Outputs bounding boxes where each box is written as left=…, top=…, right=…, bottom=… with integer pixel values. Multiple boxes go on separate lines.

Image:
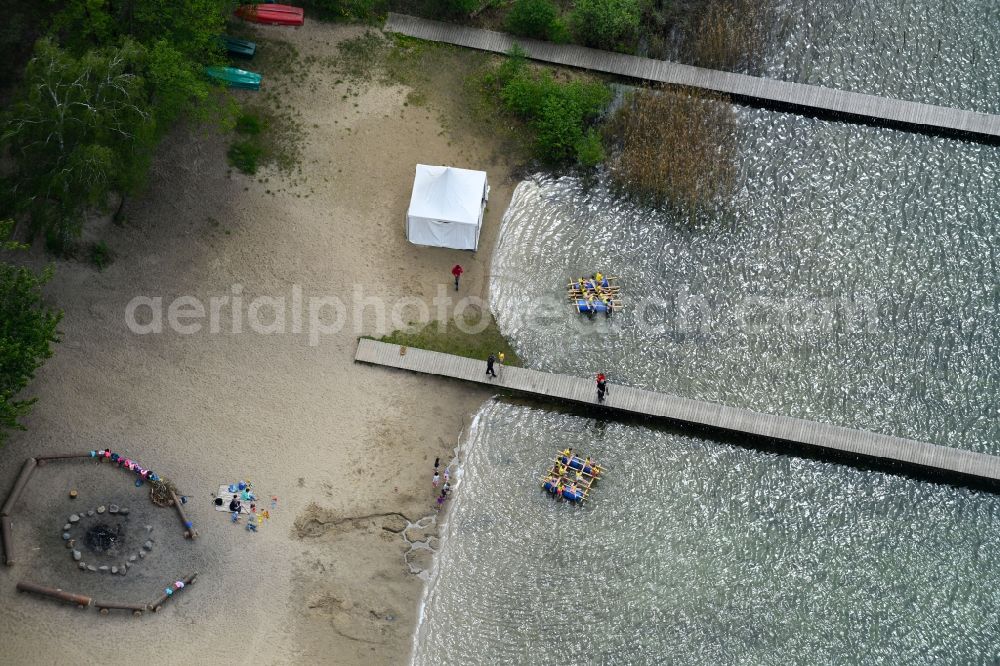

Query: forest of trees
left=0, top=1, right=235, bottom=442
left=2, top=1, right=231, bottom=250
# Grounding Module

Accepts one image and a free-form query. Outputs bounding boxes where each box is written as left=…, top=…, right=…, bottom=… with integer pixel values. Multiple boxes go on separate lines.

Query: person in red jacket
left=451, top=264, right=464, bottom=291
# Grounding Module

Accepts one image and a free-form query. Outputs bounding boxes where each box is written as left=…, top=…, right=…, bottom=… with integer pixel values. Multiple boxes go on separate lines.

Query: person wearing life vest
left=596, top=374, right=608, bottom=403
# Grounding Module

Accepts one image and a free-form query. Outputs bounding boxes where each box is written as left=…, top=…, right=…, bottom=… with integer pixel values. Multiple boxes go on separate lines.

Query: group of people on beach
left=432, top=457, right=451, bottom=506
left=226, top=482, right=273, bottom=532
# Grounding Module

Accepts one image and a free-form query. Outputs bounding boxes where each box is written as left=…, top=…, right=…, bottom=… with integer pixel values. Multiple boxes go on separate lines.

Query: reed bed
left=686, top=0, right=772, bottom=73
left=604, top=85, right=737, bottom=214
left=640, top=0, right=772, bottom=74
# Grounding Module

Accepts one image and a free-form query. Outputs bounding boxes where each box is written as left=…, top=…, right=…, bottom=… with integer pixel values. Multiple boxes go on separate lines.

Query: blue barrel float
left=575, top=299, right=611, bottom=314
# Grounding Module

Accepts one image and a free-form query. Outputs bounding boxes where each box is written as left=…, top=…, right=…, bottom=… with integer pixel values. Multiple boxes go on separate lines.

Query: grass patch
left=227, top=106, right=302, bottom=175
left=327, top=32, right=536, bottom=167
left=372, top=315, right=521, bottom=367
left=404, top=89, right=427, bottom=107
left=332, top=31, right=390, bottom=81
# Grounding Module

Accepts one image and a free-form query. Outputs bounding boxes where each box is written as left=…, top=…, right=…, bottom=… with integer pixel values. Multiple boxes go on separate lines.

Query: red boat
left=236, top=4, right=304, bottom=26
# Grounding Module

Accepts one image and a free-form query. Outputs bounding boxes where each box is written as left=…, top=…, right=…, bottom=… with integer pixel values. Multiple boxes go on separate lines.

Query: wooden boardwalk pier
left=356, top=339, right=1000, bottom=487
left=384, top=13, right=1000, bottom=143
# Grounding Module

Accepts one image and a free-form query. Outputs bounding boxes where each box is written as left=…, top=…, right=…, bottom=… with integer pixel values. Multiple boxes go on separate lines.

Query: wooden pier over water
left=356, top=339, right=1000, bottom=487
left=384, top=13, right=1000, bottom=143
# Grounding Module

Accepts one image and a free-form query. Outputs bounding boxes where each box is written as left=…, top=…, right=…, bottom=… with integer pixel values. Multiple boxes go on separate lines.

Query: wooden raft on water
left=568, top=275, right=623, bottom=316
left=541, top=451, right=604, bottom=504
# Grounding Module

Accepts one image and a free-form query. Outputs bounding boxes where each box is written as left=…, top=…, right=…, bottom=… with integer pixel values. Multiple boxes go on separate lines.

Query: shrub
left=534, top=94, right=585, bottom=162
left=506, top=0, right=559, bottom=40
left=549, top=17, right=571, bottom=43
left=495, top=62, right=610, bottom=164
left=485, top=44, right=528, bottom=89
left=570, top=0, right=640, bottom=51
left=235, top=112, right=263, bottom=135
left=0, top=220, right=61, bottom=444
left=90, top=241, right=113, bottom=271
left=228, top=140, right=265, bottom=174
left=575, top=129, right=605, bottom=167
left=481, top=48, right=610, bottom=164
left=437, top=0, right=479, bottom=18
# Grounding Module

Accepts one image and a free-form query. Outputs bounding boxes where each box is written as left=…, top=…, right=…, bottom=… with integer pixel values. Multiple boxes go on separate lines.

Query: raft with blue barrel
left=567, top=274, right=623, bottom=317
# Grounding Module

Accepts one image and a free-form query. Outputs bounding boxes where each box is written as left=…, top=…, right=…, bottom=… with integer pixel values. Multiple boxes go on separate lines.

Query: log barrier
left=16, top=580, right=92, bottom=609
left=1, top=458, right=37, bottom=516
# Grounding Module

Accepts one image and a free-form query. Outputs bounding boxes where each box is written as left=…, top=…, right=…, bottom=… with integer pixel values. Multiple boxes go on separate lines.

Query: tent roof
left=407, top=165, right=487, bottom=225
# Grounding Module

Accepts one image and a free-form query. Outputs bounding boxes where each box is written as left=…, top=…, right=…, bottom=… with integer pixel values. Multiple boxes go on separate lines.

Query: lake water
left=412, top=1, right=1000, bottom=663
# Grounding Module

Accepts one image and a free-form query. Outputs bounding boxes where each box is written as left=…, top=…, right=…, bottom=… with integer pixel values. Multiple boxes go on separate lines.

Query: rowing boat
left=204, top=66, right=262, bottom=90
left=235, top=4, right=305, bottom=26
left=219, top=35, right=257, bottom=58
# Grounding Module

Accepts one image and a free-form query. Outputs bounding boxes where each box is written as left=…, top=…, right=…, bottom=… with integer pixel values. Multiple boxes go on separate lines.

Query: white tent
left=406, top=165, right=489, bottom=251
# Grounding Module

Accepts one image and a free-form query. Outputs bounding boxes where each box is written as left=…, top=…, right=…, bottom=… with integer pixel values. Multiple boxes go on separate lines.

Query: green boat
left=204, top=66, right=261, bottom=91
left=219, top=35, right=257, bottom=58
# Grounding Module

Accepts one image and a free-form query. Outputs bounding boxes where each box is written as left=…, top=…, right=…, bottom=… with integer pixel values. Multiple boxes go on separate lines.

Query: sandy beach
left=0, top=21, right=514, bottom=665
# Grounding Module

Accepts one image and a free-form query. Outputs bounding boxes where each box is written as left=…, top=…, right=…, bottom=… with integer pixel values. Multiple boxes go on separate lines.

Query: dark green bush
left=227, top=140, right=265, bottom=174
left=570, top=0, right=640, bottom=51
left=235, top=112, right=263, bottom=136
left=506, top=0, right=559, bottom=40
left=575, top=129, right=605, bottom=167
left=437, top=0, right=479, bottom=18
left=0, top=220, right=62, bottom=445
left=90, top=241, right=113, bottom=271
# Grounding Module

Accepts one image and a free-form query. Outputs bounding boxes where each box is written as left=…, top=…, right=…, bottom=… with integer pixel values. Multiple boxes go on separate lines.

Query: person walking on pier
left=451, top=264, right=464, bottom=291
left=486, top=353, right=497, bottom=378
left=596, top=373, right=608, bottom=403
